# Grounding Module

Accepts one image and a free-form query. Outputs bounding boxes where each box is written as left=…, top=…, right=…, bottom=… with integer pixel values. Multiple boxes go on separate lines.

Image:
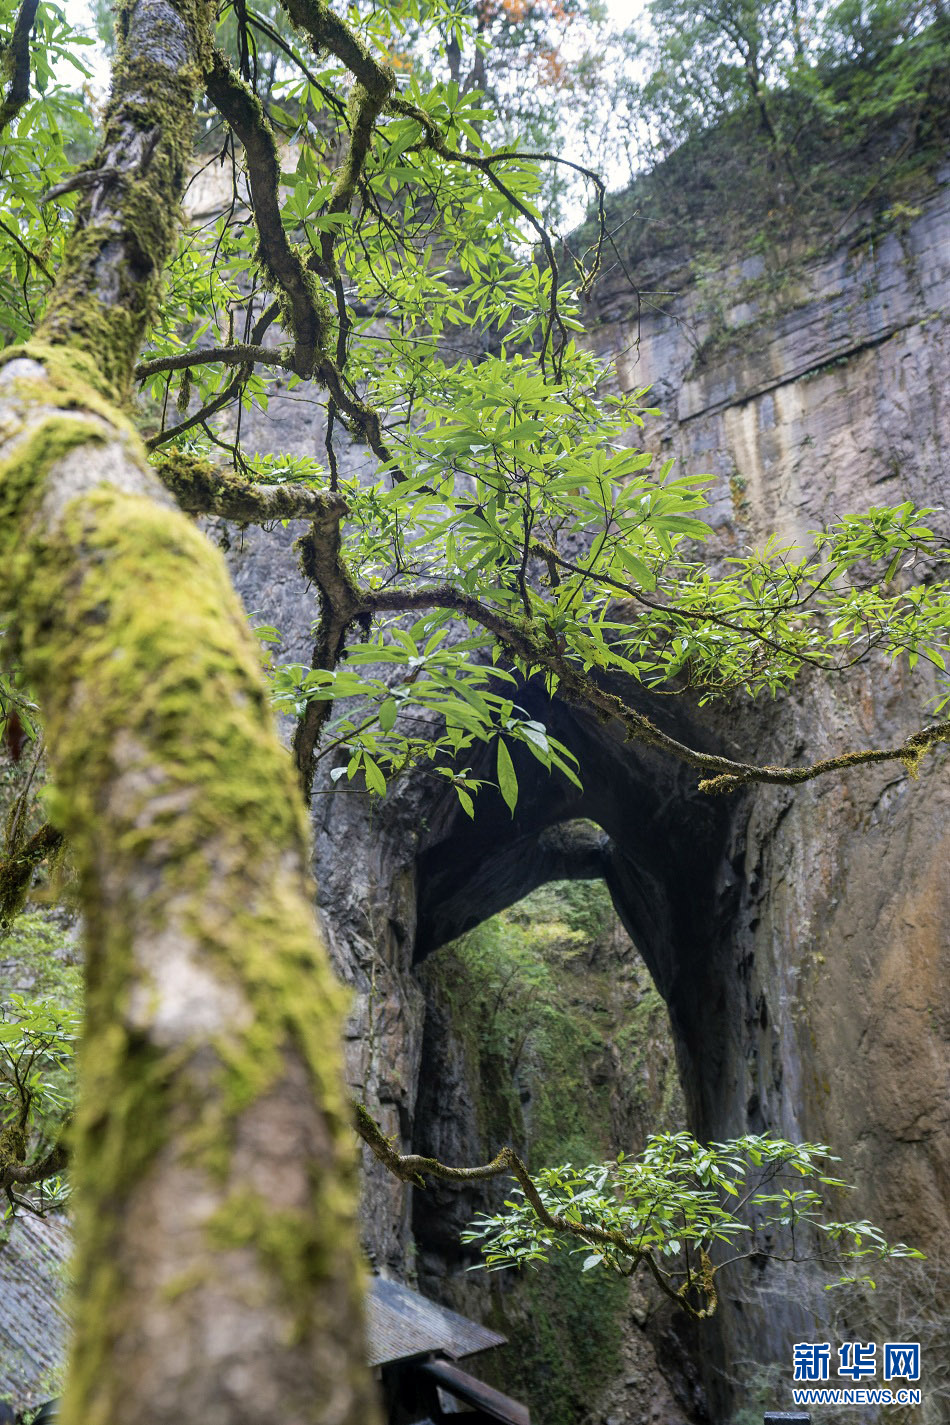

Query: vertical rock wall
left=582, top=169, right=950, bottom=1417
left=223, top=168, right=950, bottom=1421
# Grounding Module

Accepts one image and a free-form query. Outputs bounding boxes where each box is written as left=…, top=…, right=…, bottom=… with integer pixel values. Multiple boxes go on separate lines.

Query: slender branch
left=145, top=369, right=246, bottom=450
left=145, top=299, right=282, bottom=450
left=531, top=537, right=878, bottom=677
left=204, top=48, right=330, bottom=377
left=360, top=583, right=950, bottom=793
left=386, top=94, right=568, bottom=373
left=0, top=215, right=53, bottom=283
left=353, top=1105, right=715, bottom=1318
left=0, top=0, right=38, bottom=134
left=135, top=342, right=294, bottom=380
left=245, top=8, right=346, bottom=116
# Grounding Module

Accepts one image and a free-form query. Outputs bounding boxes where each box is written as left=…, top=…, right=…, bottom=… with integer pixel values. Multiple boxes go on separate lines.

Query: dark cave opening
left=410, top=691, right=742, bottom=1143
left=408, top=873, right=700, bottom=1425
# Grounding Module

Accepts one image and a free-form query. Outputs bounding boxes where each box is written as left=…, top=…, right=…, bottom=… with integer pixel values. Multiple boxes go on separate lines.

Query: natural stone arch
left=411, top=688, right=735, bottom=1135
left=220, top=158, right=950, bottom=1404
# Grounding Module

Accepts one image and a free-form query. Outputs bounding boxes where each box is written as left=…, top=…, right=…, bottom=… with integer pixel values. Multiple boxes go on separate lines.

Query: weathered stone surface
left=582, top=168, right=950, bottom=1417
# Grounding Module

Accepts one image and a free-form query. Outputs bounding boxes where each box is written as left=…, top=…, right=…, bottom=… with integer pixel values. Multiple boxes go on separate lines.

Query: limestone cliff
left=220, top=159, right=950, bottom=1423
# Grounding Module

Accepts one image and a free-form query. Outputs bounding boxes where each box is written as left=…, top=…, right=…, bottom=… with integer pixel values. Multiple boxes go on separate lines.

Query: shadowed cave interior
left=410, top=689, right=741, bottom=1143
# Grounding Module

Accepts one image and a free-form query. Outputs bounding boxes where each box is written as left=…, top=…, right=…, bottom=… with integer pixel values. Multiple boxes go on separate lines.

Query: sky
left=65, top=0, right=647, bottom=218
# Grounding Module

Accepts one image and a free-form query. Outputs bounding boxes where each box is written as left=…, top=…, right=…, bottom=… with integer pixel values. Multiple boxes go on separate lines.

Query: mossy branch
left=38, top=0, right=218, bottom=398
left=278, top=0, right=396, bottom=103
left=135, top=342, right=295, bottom=380
left=353, top=1105, right=717, bottom=1319
left=0, top=821, right=64, bottom=928
left=201, top=33, right=401, bottom=478
left=0, top=1131, right=68, bottom=1195
left=152, top=449, right=347, bottom=523
left=292, top=511, right=366, bottom=799
left=1, top=0, right=378, bottom=1415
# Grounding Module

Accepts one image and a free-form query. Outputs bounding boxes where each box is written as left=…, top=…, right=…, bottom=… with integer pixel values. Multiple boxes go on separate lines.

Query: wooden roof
left=0, top=1213, right=69, bottom=1411
left=367, top=1277, right=505, bottom=1368
left=1, top=1224, right=507, bottom=1403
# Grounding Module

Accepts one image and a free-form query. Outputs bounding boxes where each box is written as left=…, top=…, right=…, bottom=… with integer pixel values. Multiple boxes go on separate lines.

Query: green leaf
left=617, top=547, right=657, bottom=592
left=379, top=697, right=398, bottom=732
left=496, top=738, right=518, bottom=814
left=456, top=787, right=475, bottom=818
left=363, top=756, right=387, bottom=797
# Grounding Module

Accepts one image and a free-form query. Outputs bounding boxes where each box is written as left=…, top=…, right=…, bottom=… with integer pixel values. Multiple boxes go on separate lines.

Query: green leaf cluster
left=0, top=0, right=97, bottom=345
left=271, top=616, right=579, bottom=813
left=462, top=1130, right=924, bottom=1296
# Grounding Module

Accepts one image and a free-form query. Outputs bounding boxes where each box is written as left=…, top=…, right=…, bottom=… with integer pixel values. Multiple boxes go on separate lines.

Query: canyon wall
left=223, top=162, right=950, bottom=1423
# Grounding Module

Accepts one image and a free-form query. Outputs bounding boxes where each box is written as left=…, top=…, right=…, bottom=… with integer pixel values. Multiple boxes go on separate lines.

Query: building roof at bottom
left=1, top=1221, right=506, bottom=1400
left=0, top=1212, right=70, bottom=1410
left=366, top=1276, right=506, bottom=1368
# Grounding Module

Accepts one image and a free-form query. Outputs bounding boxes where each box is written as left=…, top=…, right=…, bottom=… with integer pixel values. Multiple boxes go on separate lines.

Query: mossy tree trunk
left=0, top=3, right=376, bottom=1422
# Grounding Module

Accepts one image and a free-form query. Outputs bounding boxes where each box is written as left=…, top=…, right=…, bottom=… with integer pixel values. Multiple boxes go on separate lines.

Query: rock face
left=226, top=167, right=950, bottom=1421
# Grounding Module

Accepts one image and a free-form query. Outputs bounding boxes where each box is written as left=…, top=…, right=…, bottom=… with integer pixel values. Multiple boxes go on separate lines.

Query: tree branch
left=144, top=300, right=283, bottom=451
left=292, top=509, right=366, bottom=798
left=0, top=821, right=63, bottom=927
left=277, top=0, right=396, bottom=102
left=0, top=1134, right=68, bottom=1194
left=152, top=449, right=347, bottom=523
left=353, top=1105, right=715, bottom=1318
left=135, top=342, right=294, bottom=380
left=360, top=584, right=950, bottom=792
left=204, top=48, right=330, bottom=378
left=0, top=214, right=52, bottom=283
left=0, top=0, right=38, bottom=134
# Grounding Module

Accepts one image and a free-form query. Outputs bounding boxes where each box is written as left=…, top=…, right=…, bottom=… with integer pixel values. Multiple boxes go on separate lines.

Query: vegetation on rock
left=0, top=0, right=947, bottom=1417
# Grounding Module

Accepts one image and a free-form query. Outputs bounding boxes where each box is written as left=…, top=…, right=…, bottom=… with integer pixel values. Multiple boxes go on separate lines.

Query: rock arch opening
left=410, top=692, right=739, bottom=1142
left=410, top=872, right=695, bottom=1425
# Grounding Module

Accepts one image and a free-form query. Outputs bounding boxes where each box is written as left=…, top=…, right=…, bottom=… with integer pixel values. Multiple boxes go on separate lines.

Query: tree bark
left=0, top=3, right=376, bottom=1422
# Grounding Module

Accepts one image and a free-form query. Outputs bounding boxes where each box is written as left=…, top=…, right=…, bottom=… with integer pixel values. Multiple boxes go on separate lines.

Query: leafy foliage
left=120, top=0, right=950, bottom=813
left=1, top=0, right=940, bottom=816
left=270, top=617, right=579, bottom=813
left=0, top=0, right=946, bottom=1311
left=0, top=978, right=79, bottom=1220
left=623, top=0, right=948, bottom=161
left=462, top=1132, right=925, bottom=1304
left=0, top=0, right=97, bottom=346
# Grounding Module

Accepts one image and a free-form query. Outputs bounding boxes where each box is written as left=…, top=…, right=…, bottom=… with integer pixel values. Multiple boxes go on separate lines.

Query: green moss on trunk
left=0, top=350, right=374, bottom=1422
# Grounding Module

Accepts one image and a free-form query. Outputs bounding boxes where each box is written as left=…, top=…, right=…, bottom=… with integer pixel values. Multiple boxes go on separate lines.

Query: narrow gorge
left=219, top=146, right=950, bottom=1423
left=2, top=69, right=947, bottom=1425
